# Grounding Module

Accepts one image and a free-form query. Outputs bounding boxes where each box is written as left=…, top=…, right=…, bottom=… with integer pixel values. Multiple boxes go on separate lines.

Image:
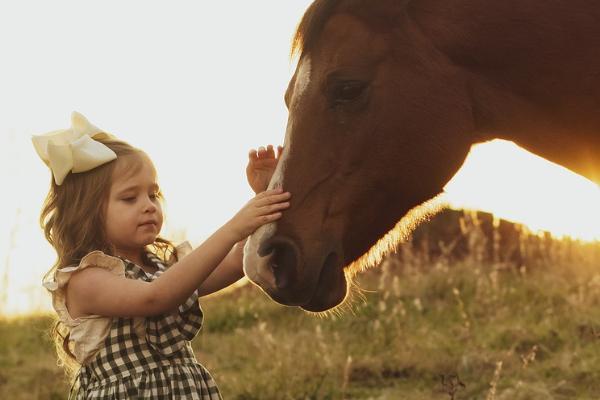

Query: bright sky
left=0, top=1, right=599, bottom=316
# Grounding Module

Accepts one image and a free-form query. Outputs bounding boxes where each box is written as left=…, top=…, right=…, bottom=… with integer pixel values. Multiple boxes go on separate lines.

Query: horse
left=243, top=0, right=600, bottom=312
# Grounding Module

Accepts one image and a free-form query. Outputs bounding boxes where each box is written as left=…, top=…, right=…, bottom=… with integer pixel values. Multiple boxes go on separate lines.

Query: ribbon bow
left=32, top=111, right=117, bottom=185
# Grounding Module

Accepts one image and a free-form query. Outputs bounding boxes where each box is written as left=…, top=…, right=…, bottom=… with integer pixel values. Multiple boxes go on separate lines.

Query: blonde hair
left=40, top=138, right=177, bottom=378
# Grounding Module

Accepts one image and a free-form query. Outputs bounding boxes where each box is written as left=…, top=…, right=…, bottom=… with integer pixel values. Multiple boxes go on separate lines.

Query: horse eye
left=330, top=81, right=367, bottom=105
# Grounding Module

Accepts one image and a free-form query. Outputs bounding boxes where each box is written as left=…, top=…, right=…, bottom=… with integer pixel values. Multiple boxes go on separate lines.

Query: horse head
left=244, top=0, right=476, bottom=311
left=244, top=0, right=600, bottom=311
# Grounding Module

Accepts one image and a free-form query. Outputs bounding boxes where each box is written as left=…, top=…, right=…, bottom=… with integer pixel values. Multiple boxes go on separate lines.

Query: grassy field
left=1, top=215, right=599, bottom=399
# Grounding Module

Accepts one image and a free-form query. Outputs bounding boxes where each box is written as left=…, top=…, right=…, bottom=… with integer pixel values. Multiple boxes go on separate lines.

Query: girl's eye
left=122, top=197, right=136, bottom=202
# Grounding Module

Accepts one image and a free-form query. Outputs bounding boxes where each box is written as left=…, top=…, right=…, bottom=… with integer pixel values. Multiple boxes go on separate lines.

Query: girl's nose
left=143, top=197, right=157, bottom=213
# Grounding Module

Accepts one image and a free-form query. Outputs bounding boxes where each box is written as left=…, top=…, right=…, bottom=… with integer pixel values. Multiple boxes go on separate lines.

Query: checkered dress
left=69, top=253, right=222, bottom=399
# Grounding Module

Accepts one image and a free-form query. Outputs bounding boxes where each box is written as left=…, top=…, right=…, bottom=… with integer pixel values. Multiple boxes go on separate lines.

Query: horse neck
left=468, top=72, right=600, bottom=183
left=413, top=0, right=600, bottom=183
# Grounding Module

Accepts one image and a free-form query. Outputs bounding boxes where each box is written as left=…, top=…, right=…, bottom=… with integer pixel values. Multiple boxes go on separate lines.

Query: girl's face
left=105, top=155, right=164, bottom=258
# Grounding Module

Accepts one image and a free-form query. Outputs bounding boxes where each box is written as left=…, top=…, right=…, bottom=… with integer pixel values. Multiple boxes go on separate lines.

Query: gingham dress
left=68, top=253, right=222, bottom=399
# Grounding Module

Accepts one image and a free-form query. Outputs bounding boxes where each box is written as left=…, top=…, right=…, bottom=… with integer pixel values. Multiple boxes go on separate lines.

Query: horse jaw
left=344, top=194, right=447, bottom=280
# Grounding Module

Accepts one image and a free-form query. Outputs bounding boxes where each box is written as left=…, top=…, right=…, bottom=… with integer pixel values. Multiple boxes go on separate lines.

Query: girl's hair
left=41, top=138, right=177, bottom=378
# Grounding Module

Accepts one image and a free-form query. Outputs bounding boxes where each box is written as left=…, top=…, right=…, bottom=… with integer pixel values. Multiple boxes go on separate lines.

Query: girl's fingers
left=255, top=192, right=291, bottom=207
left=248, top=149, right=258, bottom=161
left=266, top=145, right=275, bottom=158
left=258, top=188, right=285, bottom=196
left=258, top=202, right=290, bottom=214
left=256, top=188, right=282, bottom=198
left=258, top=212, right=283, bottom=224
left=251, top=144, right=282, bottom=160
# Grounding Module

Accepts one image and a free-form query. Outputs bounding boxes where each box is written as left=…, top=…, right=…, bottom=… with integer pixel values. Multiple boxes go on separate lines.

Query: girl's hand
left=246, top=145, right=284, bottom=194
left=225, top=188, right=291, bottom=240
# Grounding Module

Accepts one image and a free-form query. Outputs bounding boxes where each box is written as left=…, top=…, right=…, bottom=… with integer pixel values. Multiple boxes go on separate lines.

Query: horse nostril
left=270, top=237, right=300, bottom=290
left=258, top=242, right=274, bottom=258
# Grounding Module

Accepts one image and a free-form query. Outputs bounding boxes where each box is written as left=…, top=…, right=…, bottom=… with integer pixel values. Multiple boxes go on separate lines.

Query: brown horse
left=243, top=0, right=600, bottom=312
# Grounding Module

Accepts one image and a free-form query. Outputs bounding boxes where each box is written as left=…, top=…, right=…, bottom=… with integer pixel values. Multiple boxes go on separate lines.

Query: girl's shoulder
left=42, top=251, right=128, bottom=364
left=42, top=252, right=127, bottom=315
left=43, top=250, right=126, bottom=293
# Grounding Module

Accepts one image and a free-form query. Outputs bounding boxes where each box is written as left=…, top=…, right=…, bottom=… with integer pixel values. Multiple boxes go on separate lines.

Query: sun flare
left=444, top=139, right=600, bottom=242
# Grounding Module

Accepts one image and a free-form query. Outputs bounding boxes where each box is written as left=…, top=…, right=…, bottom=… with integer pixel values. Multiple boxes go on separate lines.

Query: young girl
left=35, top=111, right=289, bottom=399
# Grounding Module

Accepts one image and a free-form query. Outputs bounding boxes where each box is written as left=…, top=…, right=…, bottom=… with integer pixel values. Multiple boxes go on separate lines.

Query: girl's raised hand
left=225, top=188, right=291, bottom=240
left=246, top=145, right=284, bottom=194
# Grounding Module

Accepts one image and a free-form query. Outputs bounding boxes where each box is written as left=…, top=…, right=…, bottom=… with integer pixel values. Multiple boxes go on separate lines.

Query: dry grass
left=1, top=211, right=599, bottom=399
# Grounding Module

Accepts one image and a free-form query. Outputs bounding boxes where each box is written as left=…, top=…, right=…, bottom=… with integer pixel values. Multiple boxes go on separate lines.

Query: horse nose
left=258, top=236, right=300, bottom=290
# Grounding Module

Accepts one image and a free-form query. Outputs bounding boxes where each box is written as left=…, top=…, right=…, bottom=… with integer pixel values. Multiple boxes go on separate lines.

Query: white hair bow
left=32, top=112, right=117, bottom=185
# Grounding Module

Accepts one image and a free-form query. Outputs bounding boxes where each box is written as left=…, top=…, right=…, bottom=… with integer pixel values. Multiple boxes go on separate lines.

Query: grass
left=1, top=212, right=599, bottom=399
left=196, top=255, right=600, bottom=399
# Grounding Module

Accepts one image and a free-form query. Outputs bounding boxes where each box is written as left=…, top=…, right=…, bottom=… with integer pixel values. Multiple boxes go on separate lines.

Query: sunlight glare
left=444, top=139, right=600, bottom=241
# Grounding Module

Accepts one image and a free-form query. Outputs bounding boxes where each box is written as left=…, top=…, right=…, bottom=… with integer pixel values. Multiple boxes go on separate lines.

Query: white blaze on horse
left=244, top=0, right=600, bottom=312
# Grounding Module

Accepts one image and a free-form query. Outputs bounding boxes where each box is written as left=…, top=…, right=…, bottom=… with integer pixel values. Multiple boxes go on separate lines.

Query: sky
left=0, top=0, right=599, bottom=316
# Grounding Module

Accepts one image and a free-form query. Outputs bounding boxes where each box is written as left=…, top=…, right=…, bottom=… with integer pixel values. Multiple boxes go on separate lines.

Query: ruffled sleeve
left=144, top=241, right=204, bottom=355
left=42, top=251, right=126, bottom=364
left=144, top=289, right=204, bottom=355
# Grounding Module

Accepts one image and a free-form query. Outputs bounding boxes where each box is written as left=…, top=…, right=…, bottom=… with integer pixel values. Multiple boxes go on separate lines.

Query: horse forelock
left=291, top=0, right=343, bottom=59
left=292, top=0, right=407, bottom=59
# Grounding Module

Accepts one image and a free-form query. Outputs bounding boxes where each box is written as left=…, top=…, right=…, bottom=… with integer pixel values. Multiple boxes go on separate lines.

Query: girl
left=35, top=112, right=289, bottom=399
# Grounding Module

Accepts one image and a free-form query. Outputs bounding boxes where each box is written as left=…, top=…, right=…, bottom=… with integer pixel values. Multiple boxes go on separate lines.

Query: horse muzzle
left=244, top=232, right=347, bottom=312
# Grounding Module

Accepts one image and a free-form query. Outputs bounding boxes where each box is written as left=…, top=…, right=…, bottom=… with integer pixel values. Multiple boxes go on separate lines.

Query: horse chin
left=300, top=253, right=348, bottom=312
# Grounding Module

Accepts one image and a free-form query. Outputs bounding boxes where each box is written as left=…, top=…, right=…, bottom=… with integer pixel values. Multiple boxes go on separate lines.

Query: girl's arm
left=66, top=190, right=290, bottom=318
left=191, top=144, right=285, bottom=297
left=196, top=238, right=246, bottom=297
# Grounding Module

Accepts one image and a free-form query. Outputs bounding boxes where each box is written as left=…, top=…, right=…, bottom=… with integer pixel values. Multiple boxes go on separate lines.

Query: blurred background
left=1, top=1, right=599, bottom=399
